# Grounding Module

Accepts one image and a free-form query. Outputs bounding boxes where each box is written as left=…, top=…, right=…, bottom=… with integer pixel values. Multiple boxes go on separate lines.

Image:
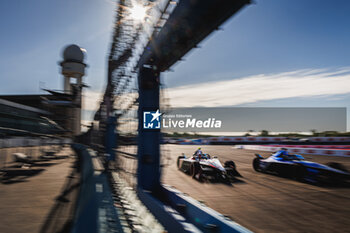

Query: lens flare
left=130, top=4, right=146, bottom=21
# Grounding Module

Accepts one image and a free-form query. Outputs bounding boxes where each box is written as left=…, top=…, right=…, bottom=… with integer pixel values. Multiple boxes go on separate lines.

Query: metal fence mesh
left=102, top=0, right=178, bottom=188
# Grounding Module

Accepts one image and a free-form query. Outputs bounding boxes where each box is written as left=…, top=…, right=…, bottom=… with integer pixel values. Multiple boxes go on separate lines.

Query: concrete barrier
left=70, top=144, right=124, bottom=233
left=173, top=137, right=350, bottom=145
left=235, top=145, right=350, bottom=157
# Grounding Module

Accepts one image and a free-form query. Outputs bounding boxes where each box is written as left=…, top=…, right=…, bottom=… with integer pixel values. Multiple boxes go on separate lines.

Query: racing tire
left=225, top=160, right=242, bottom=177
left=224, top=160, right=236, bottom=169
left=295, top=165, right=306, bottom=181
left=252, top=158, right=261, bottom=172
left=177, top=155, right=185, bottom=169
left=326, top=162, right=349, bottom=173
left=190, top=162, right=199, bottom=178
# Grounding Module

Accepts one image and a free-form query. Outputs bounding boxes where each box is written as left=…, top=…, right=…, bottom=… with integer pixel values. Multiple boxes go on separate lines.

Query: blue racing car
left=253, top=149, right=350, bottom=184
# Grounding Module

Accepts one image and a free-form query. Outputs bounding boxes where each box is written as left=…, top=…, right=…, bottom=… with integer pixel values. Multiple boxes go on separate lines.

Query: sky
left=1, top=0, right=350, bottom=131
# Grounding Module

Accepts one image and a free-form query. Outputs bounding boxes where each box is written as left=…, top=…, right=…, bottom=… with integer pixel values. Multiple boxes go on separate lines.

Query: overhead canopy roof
left=138, top=0, right=250, bottom=72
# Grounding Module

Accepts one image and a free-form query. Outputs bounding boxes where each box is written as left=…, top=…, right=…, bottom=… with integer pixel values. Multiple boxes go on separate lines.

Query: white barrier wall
left=236, top=145, right=350, bottom=157
left=208, top=137, right=350, bottom=143
left=174, top=137, right=350, bottom=145
left=0, top=137, right=72, bottom=148
left=208, top=137, right=286, bottom=143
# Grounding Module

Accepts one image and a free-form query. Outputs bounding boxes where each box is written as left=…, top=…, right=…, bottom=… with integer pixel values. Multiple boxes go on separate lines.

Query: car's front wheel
left=225, top=160, right=242, bottom=177
left=326, top=162, right=349, bottom=172
left=224, top=160, right=236, bottom=168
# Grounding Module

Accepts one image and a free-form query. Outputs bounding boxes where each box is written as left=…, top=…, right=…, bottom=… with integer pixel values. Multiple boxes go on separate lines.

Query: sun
left=129, top=3, right=147, bottom=22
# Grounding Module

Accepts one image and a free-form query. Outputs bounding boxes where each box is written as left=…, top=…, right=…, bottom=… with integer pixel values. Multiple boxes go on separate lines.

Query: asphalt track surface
left=161, top=145, right=350, bottom=233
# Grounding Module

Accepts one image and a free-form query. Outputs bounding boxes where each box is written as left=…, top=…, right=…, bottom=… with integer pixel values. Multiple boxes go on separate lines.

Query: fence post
left=137, top=66, right=161, bottom=191
left=105, top=116, right=117, bottom=162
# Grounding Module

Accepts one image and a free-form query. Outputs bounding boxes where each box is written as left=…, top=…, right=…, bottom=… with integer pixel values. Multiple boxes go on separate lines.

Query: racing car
left=177, top=153, right=241, bottom=182
left=253, top=152, right=350, bottom=184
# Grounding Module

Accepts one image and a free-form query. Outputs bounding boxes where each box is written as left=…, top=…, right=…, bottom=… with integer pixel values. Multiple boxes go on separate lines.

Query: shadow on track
left=39, top=160, right=80, bottom=233
left=0, top=168, right=45, bottom=184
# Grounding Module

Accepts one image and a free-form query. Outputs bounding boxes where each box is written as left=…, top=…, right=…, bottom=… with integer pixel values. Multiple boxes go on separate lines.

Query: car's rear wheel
left=177, top=155, right=185, bottom=169
left=295, top=165, right=306, bottom=181
left=252, top=158, right=261, bottom=172
left=190, top=162, right=199, bottom=178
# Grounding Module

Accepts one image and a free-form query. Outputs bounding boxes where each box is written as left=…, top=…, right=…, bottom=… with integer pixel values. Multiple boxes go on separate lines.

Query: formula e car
left=177, top=154, right=241, bottom=182
left=253, top=152, right=350, bottom=184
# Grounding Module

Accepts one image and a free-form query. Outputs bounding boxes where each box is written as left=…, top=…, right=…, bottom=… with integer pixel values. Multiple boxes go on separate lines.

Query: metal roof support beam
left=138, top=0, right=250, bottom=71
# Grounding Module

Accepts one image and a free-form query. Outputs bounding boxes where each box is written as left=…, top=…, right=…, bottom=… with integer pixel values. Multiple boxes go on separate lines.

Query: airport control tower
left=60, top=44, right=87, bottom=135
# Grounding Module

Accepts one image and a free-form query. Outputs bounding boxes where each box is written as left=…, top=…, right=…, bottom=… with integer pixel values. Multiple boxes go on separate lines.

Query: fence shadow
left=0, top=168, right=45, bottom=184
left=39, top=159, right=80, bottom=233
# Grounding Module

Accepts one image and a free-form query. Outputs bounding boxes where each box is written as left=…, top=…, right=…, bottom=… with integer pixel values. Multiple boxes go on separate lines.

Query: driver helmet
left=281, top=148, right=288, bottom=155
